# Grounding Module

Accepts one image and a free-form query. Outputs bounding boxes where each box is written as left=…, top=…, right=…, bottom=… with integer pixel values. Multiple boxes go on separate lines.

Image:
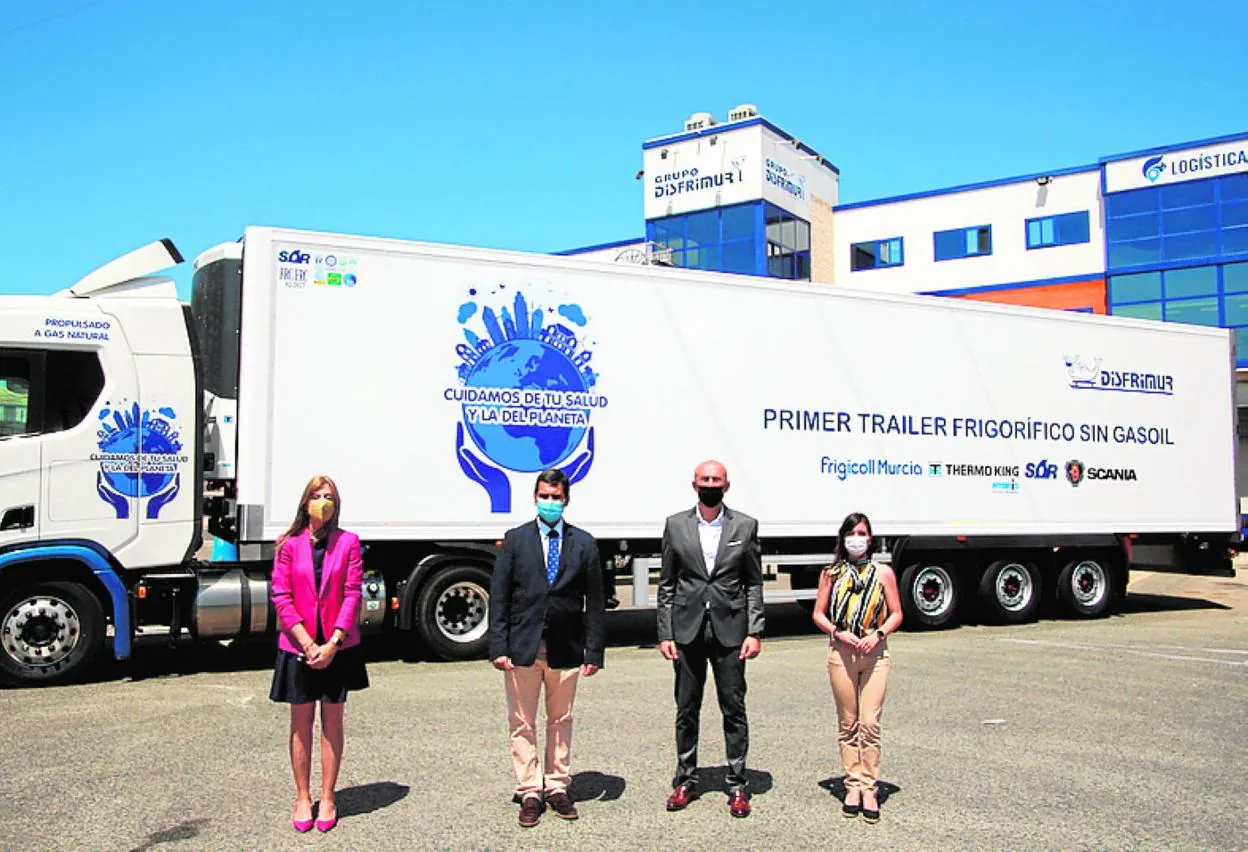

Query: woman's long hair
left=834, top=511, right=876, bottom=565
left=277, top=475, right=341, bottom=548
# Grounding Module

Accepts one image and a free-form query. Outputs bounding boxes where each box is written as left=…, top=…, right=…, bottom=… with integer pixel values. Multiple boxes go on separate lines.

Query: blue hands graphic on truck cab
left=97, top=472, right=130, bottom=519
left=456, top=423, right=511, bottom=513
left=146, top=474, right=180, bottom=519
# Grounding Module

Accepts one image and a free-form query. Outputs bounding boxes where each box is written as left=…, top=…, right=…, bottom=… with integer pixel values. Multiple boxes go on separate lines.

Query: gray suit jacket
left=656, top=506, right=765, bottom=647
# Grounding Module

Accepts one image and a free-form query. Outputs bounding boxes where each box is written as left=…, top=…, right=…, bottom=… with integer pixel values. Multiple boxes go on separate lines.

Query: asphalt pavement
left=1, top=570, right=1245, bottom=852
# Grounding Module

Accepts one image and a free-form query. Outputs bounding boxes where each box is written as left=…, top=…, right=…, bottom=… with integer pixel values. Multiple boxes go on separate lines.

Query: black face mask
left=697, top=486, right=724, bottom=508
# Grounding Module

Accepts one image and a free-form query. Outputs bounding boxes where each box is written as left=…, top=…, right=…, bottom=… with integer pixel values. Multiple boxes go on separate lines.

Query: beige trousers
left=827, top=640, right=890, bottom=792
left=504, top=643, right=580, bottom=799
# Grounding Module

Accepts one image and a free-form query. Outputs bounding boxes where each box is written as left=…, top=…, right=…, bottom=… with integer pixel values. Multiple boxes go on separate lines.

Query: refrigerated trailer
left=0, top=227, right=1237, bottom=685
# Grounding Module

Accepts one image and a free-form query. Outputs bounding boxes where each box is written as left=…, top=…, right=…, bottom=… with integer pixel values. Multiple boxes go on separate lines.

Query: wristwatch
left=332, top=635, right=344, bottom=647
left=875, top=629, right=886, bottom=640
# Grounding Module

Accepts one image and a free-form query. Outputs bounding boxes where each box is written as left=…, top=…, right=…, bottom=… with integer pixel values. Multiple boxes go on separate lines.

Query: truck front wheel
left=979, top=560, right=1041, bottom=624
left=899, top=562, right=959, bottom=628
left=1057, top=557, right=1112, bottom=618
left=414, top=564, right=492, bottom=661
left=0, top=582, right=105, bottom=686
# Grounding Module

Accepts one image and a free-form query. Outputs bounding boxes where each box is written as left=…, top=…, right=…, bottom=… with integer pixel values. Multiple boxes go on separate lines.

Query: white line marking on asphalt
left=997, top=638, right=1248, bottom=668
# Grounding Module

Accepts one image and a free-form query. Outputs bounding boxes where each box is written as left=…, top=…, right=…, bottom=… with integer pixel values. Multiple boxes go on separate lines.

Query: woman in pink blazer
left=269, top=475, right=368, bottom=833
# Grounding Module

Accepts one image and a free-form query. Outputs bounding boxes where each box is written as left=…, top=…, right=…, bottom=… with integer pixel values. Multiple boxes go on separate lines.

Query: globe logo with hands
left=91, top=402, right=188, bottom=519
left=447, top=286, right=607, bottom=513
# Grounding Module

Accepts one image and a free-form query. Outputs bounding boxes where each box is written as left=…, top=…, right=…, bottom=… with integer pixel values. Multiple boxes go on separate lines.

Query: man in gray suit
left=657, top=460, right=765, bottom=818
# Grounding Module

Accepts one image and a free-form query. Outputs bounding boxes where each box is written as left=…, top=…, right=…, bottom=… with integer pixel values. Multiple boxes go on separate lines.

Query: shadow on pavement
left=818, top=775, right=901, bottom=805
left=128, top=817, right=211, bottom=852
left=1115, top=592, right=1230, bottom=615
left=337, top=781, right=410, bottom=819
left=569, top=770, right=626, bottom=803
left=697, top=766, right=773, bottom=797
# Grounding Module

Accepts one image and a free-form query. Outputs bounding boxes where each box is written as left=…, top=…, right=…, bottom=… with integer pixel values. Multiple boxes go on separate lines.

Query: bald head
left=693, top=460, right=729, bottom=486
left=693, top=460, right=729, bottom=515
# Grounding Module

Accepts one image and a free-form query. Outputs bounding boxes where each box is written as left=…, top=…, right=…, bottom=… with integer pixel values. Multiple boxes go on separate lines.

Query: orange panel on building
left=951, top=278, right=1106, bottom=314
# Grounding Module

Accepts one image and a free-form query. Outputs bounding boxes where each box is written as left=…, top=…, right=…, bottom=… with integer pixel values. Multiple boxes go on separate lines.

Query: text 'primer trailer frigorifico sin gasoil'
left=0, top=227, right=1236, bottom=685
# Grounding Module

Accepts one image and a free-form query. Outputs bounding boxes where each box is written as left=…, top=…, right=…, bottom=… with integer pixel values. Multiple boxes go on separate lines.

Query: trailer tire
left=1057, top=557, right=1112, bottom=618
left=978, top=560, right=1041, bottom=624
left=414, top=564, right=492, bottom=661
left=899, top=562, right=959, bottom=629
left=0, top=581, right=105, bottom=686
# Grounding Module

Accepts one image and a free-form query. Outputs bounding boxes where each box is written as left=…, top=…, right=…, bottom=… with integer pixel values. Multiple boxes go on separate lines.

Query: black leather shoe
left=842, top=798, right=861, bottom=818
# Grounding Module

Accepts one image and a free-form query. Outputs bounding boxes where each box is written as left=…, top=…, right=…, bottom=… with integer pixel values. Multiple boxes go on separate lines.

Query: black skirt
left=270, top=646, right=369, bottom=705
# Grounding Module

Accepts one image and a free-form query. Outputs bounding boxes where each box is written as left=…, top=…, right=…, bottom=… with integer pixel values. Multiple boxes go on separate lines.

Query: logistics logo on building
left=1064, top=355, right=1174, bottom=396
left=91, top=402, right=187, bottom=519
left=1142, top=155, right=1167, bottom=183
left=653, top=159, right=746, bottom=199
left=446, top=287, right=606, bottom=512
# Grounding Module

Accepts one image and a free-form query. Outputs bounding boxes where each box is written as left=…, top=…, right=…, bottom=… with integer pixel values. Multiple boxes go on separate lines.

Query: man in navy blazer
left=489, top=468, right=606, bottom=828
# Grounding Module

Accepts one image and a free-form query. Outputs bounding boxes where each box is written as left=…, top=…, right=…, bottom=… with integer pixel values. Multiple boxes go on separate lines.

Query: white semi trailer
left=0, top=228, right=1236, bottom=685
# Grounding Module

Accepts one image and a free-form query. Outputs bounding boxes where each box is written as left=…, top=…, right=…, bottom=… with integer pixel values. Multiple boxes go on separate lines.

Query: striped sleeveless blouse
left=829, top=561, right=887, bottom=637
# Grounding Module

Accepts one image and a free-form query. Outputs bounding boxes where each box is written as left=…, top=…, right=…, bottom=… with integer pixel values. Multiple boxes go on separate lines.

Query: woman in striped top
left=812, top=512, right=903, bottom=823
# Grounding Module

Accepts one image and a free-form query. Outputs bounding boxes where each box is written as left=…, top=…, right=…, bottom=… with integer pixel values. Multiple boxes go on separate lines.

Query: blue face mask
left=536, top=498, right=565, bottom=524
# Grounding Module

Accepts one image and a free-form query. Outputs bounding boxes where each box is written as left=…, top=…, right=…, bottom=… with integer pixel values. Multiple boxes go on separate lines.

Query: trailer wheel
left=1057, top=558, right=1112, bottom=618
left=0, top=582, right=105, bottom=686
left=899, top=562, right=958, bottom=628
left=979, top=560, right=1041, bottom=624
left=415, top=564, right=491, bottom=661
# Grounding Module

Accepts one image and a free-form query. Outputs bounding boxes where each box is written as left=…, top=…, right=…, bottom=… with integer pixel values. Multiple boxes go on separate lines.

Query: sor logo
left=278, top=249, right=310, bottom=264
left=1025, top=460, right=1059, bottom=480
left=1065, top=459, right=1085, bottom=487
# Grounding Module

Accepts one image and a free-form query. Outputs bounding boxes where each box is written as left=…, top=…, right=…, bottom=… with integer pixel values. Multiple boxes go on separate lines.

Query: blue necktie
left=546, top=529, right=560, bottom=585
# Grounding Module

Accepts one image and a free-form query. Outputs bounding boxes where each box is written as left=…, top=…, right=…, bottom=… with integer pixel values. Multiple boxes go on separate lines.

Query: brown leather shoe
left=546, top=791, right=579, bottom=820
left=666, top=783, right=696, bottom=811
left=518, top=796, right=543, bottom=828
left=729, top=790, right=751, bottom=818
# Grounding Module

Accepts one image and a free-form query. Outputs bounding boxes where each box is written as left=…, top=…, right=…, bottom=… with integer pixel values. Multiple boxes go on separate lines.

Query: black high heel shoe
left=842, top=792, right=861, bottom=818
left=861, top=791, right=880, bottom=823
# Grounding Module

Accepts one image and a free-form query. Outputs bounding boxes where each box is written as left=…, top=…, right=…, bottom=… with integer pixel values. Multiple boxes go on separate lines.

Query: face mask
left=844, top=535, right=870, bottom=559
left=697, top=486, right=724, bottom=508
left=536, top=498, right=565, bottom=524
left=308, top=498, right=335, bottom=523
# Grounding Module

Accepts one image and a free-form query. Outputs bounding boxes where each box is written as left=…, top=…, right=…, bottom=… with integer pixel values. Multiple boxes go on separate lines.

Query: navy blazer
left=488, top=520, right=606, bottom=670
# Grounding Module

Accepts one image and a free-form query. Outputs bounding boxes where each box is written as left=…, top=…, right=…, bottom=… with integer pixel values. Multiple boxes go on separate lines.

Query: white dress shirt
left=696, top=506, right=725, bottom=576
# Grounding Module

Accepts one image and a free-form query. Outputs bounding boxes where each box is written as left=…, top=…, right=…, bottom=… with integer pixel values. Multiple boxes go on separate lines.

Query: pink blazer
left=271, top=528, right=364, bottom=654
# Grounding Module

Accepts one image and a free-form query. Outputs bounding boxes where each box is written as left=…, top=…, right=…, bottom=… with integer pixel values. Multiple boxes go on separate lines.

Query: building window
left=1105, top=173, right=1248, bottom=273
left=851, top=237, right=904, bottom=271
left=1026, top=211, right=1090, bottom=249
left=646, top=201, right=811, bottom=280
left=764, top=203, right=811, bottom=281
left=1108, top=260, right=1248, bottom=367
left=933, top=225, right=992, bottom=261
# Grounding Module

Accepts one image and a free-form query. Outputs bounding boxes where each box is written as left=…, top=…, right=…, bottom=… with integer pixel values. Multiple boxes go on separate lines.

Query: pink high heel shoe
left=291, top=818, right=314, bottom=833
left=315, top=815, right=338, bottom=833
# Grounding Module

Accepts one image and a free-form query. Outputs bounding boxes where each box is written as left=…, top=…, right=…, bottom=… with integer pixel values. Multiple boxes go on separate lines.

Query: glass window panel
left=1236, top=328, right=1248, bottom=366
left=1108, top=239, right=1161, bottom=268
left=1223, top=293, right=1248, bottom=326
left=1223, top=261, right=1248, bottom=293
left=1106, top=188, right=1158, bottom=218
left=795, top=220, right=811, bottom=252
left=1162, top=205, right=1217, bottom=234
left=974, top=226, right=991, bottom=255
left=721, top=240, right=757, bottom=275
left=1221, top=173, right=1248, bottom=202
left=796, top=252, right=811, bottom=281
left=1162, top=230, right=1217, bottom=261
left=1107, top=213, right=1159, bottom=242
left=768, top=253, right=795, bottom=279
left=684, top=210, right=717, bottom=249
left=1041, top=218, right=1055, bottom=244
left=1109, top=272, right=1162, bottom=304
left=1222, top=202, right=1248, bottom=228
left=934, top=229, right=965, bottom=260
left=1056, top=211, right=1090, bottom=244
left=1027, top=220, right=1043, bottom=247
left=1161, top=179, right=1215, bottom=209
left=721, top=203, right=756, bottom=241
left=695, top=245, right=720, bottom=272
left=1164, top=297, right=1220, bottom=326
left=1222, top=226, right=1248, bottom=256
left=650, top=218, right=684, bottom=252
left=883, top=238, right=903, bottom=265
left=1112, top=302, right=1163, bottom=320
left=851, top=242, right=877, bottom=271
left=1164, top=265, right=1217, bottom=298
left=779, top=219, right=797, bottom=251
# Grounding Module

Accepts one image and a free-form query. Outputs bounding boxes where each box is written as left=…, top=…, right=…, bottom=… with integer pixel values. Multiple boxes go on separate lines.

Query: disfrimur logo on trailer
left=445, top=285, right=608, bottom=512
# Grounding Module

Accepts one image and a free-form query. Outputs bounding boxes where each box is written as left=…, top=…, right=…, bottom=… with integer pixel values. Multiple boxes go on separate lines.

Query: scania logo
left=1065, top=459, right=1085, bottom=487
left=1025, top=460, right=1059, bottom=480
left=1088, top=467, right=1138, bottom=482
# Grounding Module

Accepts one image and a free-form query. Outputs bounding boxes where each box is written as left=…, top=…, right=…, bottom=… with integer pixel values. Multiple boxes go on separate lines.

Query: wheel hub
left=913, top=567, right=953, bottom=615
left=1072, top=562, right=1105, bottom=605
left=997, top=565, right=1032, bottom=611
left=3, top=596, right=80, bottom=667
left=435, top=582, right=489, bottom=643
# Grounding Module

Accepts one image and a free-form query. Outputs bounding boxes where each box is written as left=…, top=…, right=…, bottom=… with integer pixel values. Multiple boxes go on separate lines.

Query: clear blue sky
left=1, top=0, right=1244, bottom=299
